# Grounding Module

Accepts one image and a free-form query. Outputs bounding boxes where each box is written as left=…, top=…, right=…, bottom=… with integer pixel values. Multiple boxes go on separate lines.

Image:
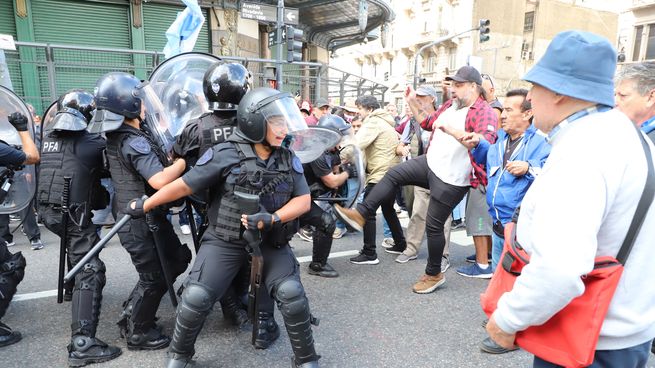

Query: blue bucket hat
left=522, top=30, right=617, bottom=107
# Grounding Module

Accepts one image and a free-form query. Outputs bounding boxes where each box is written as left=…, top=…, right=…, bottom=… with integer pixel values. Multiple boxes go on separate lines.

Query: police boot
left=308, top=232, right=338, bottom=278
left=168, top=283, right=215, bottom=362
left=291, top=358, right=320, bottom=368
left=254, top=311, right=280, bottom=349
left=0, top=321, right=21, bottom=347
left=219, top=289, right=248, bottom=328
left=126, top=326, right=170, bottom=351
left=68, top=335, right=121, bottom=367
left=276, top=280, right=320, bottom=366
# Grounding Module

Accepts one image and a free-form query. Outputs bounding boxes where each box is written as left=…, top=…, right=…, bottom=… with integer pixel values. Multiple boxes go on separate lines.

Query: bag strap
left=616, top=124, right=655, bottom=265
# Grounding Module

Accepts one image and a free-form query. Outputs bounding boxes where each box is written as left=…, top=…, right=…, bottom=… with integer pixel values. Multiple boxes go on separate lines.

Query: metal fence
left=2, top=41, right=389, bottom=115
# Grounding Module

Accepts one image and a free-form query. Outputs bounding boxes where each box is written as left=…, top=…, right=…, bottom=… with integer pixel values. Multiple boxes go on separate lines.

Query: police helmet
left=50, top=89, right=96, bottom=132
left=317, top=115, right=351, bottom=137
left=88, top=72, right=141, bottom=133
left=203, top=62, right=251, bottom=111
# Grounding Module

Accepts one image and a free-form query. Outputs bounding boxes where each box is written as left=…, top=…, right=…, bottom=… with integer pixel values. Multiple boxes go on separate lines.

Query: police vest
left=197, top=112, right=236, bottom=158
left=37, top=133, right=102, bottom=209
left=213, top=138, right=294, bottom=242
left=106, top=127, right=164, bottom=213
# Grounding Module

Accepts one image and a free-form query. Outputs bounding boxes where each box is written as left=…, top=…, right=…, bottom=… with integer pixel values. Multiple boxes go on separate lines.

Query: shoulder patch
left=292, top=155, right=304, bottom=174
left=197, top=148, right=213, bottom=166
left=129, top=136, right=151, bottom=154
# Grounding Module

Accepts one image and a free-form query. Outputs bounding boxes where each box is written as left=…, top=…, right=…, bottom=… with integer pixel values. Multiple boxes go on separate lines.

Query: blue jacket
left=471, top=124, right=550, bottom=225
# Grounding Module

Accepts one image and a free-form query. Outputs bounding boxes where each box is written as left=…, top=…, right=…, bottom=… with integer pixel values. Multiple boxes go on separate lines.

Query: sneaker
left=412, top=273, right=445, bottom=294
left=441, top=255, right=450, bottom=273
left=395, top=253, right=417, bottom=264
left=332, top=227, right=347, bottom=239
left=308, top=262, right=339, bottom=278
left=30, top=239, right=44, bottom=250
left=466, top=253, right=492, bottom=263
left=480, top=337, right=519, bottom=354
left=333, top=204, right=365, bottom=232
left=179, top=224, right=191, bottom=235
left=384, top=245, right=405, bottom=255
left=380, top=238, right=395, bottom=249
left=297, top=228, right=313, bottom=242
left=451, top=219, right=465, bottom=229
left=456, top=263, right=492, bottom=279
left=398, top=210, right=409, bottom=219
left=349, top=252, right=379, bottom=265
left=5, top=241, right=15, bottom=247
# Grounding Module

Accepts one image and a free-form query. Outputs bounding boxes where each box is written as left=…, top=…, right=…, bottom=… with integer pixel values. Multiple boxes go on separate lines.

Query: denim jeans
left=491, top=232, right=504, bottom=272
left=533, top=339, right=652, bottom=368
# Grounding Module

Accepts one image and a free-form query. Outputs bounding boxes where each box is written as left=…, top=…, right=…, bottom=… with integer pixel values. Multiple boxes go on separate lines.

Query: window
left=647, top=24, right=655, bottom=60
left=634, top=25, right=644, bottom=61
left=524, top=11, right=534, bottom=32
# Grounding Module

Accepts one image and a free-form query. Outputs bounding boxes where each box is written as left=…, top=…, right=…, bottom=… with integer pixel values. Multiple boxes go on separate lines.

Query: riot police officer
left=87, top=72, right=191, bottom=350
left=0, top=112, right=39, bottom=347
left=172, top=62, right=280, bottom=347
left=126, top=87, right=321, bottom=368
left=300, top=115, right=353, bottom=278
left=36, top=90, right=122, bottom=365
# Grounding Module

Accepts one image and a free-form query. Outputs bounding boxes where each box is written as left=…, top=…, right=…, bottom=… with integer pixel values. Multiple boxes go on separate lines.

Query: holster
left=263, top=220, right=299, bottom=248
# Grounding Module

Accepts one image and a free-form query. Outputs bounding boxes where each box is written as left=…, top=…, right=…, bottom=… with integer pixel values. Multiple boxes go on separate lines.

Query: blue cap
left=522, top=30, right=617, bottom=107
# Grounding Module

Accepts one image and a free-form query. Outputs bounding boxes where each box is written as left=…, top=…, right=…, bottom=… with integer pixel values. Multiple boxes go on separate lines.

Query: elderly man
left=615, top=62, right=655, bottom=142
left=336, top=66, right=498, bottom=293
left=485, top=31, right=655, bottom=367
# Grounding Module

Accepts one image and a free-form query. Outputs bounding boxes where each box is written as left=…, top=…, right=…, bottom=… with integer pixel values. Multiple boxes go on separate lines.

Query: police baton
left=57, top=176, right=72, bottom=303
left=63, top=211, right=134, bottom=284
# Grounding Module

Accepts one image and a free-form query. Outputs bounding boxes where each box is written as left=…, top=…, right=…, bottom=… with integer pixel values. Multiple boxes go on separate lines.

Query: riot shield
left=135, top=81, right=177, bottom=162
left=0, top=86, right=37, bottom=214
left=40, top=101, right=58, bottom=138
left=149, top=52, right=221, bottom=140
left=287, top=126, right=341, bottom=164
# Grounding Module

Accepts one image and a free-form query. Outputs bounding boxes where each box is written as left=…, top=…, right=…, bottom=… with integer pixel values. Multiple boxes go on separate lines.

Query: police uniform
left=173, top=112, right=237, bottom=166
left=106, top=124, right=191, bottom=347
left=0, top=142, right=26, bottom=347
left=300, top=151, right=340, bottom=276
left=166, top=136, right=320, bottom=367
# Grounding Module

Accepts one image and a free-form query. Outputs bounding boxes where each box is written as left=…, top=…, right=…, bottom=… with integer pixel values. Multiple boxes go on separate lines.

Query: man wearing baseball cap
left=485, top=31, right=655, bottom=367
left=334, top=65, right=498, bottom=293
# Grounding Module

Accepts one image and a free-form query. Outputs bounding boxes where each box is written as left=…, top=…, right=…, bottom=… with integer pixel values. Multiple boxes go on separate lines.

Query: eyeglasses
left=481, top=74, right=494, bottom=89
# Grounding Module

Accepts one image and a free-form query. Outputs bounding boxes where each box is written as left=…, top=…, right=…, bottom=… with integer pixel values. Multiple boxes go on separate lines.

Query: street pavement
left=3, top=215, right=655, bottom=368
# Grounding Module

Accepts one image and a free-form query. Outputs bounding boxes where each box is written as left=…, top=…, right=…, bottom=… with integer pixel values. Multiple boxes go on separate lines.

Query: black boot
left=166, top=352, right=194, bottom=368
left=220, top=289, right=248, bottom=328
left=307, top=262, right=339, bottom=278
left=291, top=358, right=320, bottom=368
left=254, top=311, right=280, bottom=349
left=0, top=321, right=21, bottom=347
left=126, top=326, right=170, bottom=351
left=67, top=335, right=122, bottom=367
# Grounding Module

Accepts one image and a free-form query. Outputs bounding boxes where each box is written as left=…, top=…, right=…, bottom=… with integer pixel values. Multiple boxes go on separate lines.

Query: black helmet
left=317, top=115, right=351, bottom=136
left=49, top=89, right=96, bottom=132
left=88, top=72, right=141, bottom=133
left=236, top=87, right=306, bottom=144
left=203, top=62, right=251, bottom=111
left=57, top=89, right=96, bottom=122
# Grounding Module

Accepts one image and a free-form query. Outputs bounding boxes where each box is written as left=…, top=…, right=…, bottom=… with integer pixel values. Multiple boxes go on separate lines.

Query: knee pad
left=319, top=212, right=336, bottom=235
left=275, top=279, right=307, bottom=316
left=181, top=283, right=215, bottom=312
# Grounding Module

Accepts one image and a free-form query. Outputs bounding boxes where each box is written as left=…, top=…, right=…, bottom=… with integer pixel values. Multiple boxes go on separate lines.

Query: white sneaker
left=332, top=227, right=347, bottom=239
left=180, top=224, right=192, bottom=235
left=297, top=228, right=313, bottom=242
left=31, top=239, right=44, bottom=250
left=380, top=238, right=395, bottom=249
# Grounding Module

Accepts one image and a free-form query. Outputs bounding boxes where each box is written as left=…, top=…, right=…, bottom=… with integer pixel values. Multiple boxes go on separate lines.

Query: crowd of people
left=0, top=29, right=654, bottom=368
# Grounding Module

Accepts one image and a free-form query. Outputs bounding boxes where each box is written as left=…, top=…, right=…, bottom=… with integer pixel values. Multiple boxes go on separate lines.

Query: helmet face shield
left=49, top=108, right=88, bottom=132
left=134, top=81, right=176, bottom=160
left=260, top=96, right=307, bottom=136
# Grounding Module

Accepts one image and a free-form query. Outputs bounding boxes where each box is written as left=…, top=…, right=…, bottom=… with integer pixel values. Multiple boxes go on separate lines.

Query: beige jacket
left=356, top=109, right=400, bottom=184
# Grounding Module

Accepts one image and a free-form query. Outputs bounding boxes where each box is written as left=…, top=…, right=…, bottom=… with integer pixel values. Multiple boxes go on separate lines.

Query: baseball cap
left=315, top=98, right=330, bottom=108
left=445, top=66, right=483, bottom=85
left=299, top=100, right=311, bottom=114
left=416, top=86, right=438, bottom=97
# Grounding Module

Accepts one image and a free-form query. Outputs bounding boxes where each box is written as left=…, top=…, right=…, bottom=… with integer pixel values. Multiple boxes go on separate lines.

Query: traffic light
left=286, top=26, right=304, bottom=63
left=479, top=19, right=490, bottom=43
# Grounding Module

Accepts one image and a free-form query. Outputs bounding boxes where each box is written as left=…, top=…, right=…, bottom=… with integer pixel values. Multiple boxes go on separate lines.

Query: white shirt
left=426, top=104, right=472, bottom=186
left=494, top=109, right=655, bottom=350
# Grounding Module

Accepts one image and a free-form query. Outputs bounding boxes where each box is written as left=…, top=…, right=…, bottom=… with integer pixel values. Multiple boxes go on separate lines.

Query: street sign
left=268, top=27, right=287, bottom=48
left=240, top=2, right=299, bottom=25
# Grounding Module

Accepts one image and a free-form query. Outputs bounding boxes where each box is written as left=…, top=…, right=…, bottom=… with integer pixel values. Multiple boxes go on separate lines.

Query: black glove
left=125, top=198, right=146, bottom=218
left=342, top=163, right=357, bottom=178
left=8, top=112, right=28, bottom=132
left=246, top=212, right=280, bottom=231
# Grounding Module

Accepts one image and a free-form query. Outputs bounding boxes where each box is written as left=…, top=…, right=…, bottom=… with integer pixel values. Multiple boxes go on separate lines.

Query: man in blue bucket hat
left=484, top=30, right=655, bottom=367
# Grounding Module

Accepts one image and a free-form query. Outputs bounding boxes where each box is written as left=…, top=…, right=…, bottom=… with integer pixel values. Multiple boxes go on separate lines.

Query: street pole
left=276, top=0, right=284, bottom=90
left=413, top=27, right=479, bottom=89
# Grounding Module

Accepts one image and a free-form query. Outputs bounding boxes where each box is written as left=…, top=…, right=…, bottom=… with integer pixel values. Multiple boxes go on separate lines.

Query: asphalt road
left=3, top=216, right=655, bottom=368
